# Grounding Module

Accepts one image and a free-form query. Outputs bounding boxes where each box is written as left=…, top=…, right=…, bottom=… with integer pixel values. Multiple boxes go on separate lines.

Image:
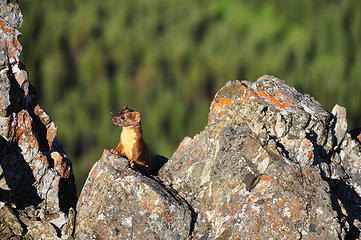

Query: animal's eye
left=121, top=116, right=125, bottom=120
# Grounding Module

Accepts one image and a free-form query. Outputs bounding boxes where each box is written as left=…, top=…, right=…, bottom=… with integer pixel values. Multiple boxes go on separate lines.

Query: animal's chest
left=120, top=128, right=137, bottom=159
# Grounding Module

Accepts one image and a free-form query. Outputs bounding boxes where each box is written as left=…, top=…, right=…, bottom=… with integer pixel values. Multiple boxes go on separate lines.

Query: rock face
left=76, top=75, right=361, bottom=239
left=159, top=76, right=361, bottom=239
left=0, top=1, right=77, bottom=239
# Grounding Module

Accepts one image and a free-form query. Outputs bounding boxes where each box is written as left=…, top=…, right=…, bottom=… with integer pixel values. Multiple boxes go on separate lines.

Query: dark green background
left=19, top=0, right=361, bottom=194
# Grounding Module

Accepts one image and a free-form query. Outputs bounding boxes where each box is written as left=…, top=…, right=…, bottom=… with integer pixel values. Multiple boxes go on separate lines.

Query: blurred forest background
left=19, top=0, right=361, bottom=194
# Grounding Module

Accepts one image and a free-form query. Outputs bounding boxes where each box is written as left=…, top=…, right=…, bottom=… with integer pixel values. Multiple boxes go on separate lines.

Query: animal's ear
left=130, top=111, right=141, bottom=123
left=122, top=105, right=128, bottom=110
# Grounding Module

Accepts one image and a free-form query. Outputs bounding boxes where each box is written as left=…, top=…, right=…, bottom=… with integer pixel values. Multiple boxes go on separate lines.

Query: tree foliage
left=19, top=0, right=361, bottom=192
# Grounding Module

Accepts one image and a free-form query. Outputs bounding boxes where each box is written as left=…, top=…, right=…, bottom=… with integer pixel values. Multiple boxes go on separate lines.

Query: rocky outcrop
left=159, top=76, right=361, bottom=239
left=3, top=0, right=360, bottom=239
left=0, top=1, right=77, bottom=239
left=75, top=150, right=194, bottom=239
left=4, top=1, right=357, bottom=239
left=76, top=75, right=360, bottom=239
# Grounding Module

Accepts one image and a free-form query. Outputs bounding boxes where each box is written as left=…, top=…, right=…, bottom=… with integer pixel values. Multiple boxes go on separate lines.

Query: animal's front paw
left=129, top=160, right=135, bottom=168
left=111, top=149, right=120, bottom=155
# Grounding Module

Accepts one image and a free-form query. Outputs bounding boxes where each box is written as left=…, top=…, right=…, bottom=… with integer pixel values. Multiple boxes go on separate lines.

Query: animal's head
left=112, top=105, right=141, bottom=127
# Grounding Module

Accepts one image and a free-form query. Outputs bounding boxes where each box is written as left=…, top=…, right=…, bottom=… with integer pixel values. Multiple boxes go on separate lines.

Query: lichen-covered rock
left=159, top=75, right=361, bottom=239
left=75, top=150, right=195, bottom=240
left=77, top=75, right=360, bottom=239
left=0, top=1, right=77, bottom=239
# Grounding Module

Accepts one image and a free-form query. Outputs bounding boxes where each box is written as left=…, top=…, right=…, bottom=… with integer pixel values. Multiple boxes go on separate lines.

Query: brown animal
left=111, top=105, right=150, bottom=172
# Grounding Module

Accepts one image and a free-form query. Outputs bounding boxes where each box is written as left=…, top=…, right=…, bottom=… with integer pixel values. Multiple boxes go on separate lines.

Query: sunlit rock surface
left=75, top=150, right=194, bottom=240
left=159, top=76, right=361, bottom=239
left=77, top=75, right=360, bottom=239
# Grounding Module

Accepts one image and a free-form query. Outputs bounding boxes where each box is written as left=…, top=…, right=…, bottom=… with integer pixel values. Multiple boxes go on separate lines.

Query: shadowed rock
left=0, top=1, right=77, bottom=239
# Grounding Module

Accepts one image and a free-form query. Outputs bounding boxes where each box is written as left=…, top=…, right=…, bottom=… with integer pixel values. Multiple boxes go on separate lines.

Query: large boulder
left=0, top=1, right=77, bottom=239
left=158, top=75, right=361, bottom=239
left=76, top=75, right=361, bottom=239
left=75, top=150, right=195, bottom=240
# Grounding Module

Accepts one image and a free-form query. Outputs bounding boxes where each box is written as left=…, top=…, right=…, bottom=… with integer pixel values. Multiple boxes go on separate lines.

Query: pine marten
left=111, top=105, right=150, bottom=172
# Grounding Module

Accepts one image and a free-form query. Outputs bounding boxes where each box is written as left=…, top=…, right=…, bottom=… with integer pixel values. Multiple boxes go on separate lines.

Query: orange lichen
left=175, top=141, right=185, bottom=153
left=0, top=20, right=11, bottom=33
left=237, top=89, right=254, bottom=102
left=163, top=212, right=173, bottom=225
left=0, top=20, right=21, bottom=63
left=51, top=152, right=70, bottom=178
left=217, top=98, right=232, bottom=107
left=213, top=103, right=224, bottom=113
left=46, top=127, right=57, bottom=147
left=232, top=206, right=239, bottom=214
left=246, top=195, right=258, bottom=204
left=257, top=91, right=291, bottom=111
left=260, top=175, right=272, bottom=183
left=302, top=139, right=312, bottom=147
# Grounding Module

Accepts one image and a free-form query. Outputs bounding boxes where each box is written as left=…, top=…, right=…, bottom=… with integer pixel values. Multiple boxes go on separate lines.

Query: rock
left=75, top=75, right=361, bottom=239
left=0, top=0, right=23, bottom=28
left=332, top=129, right=361, bottom=197
left=158, top=75, right=361, bottom=239
left=3, top=0, right=360, bottom=239
left=332, top=104, right=348, bottom=148
left=77, top=75, right=360, bottom=239
left=0, top=205, right=23, bottom=237
left=0, top=1, right=77, bottom=239
left=75, top=150, right=195, bottom=240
